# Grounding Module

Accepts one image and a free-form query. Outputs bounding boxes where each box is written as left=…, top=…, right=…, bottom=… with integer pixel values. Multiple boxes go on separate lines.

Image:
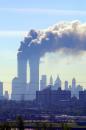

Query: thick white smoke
left=19, top=20, right=86, bottom=57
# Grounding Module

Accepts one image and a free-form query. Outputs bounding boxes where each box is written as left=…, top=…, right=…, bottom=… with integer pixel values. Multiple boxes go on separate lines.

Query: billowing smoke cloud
left=19, top=20, right=86, bottom=57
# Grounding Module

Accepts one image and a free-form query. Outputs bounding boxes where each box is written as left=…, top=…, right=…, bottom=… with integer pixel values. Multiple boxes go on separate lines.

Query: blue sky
left=0, top=0, right=86, bottom=30
left=0, top=0, right=86, bottom=93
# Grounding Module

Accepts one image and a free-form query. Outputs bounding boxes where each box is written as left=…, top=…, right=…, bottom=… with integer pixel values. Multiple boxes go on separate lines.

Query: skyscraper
left=76, top=85, right=83, bottom=98
left=49, top=75, right=53, bottom=86
left=4, top=91, right=9, bottom=100
left=28, top=55, right=40, bottom=100
left=71, top=78, right=76, bottom=97
left=40, top=75, right=47, bottom=90
left=11, top=77, right=26, bottom=100
left=12, top=38, right=40, bottom=100
left=0, top=82, right=3, bottom=100
left=53, top=75, right=61, bottom=90
left=17, top=51, right=27, bottom=83
left=64, top=80, right=69, bottom=90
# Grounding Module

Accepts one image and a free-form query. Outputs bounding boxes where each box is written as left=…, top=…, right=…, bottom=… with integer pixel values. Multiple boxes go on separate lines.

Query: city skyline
left=1, top=0, right=86, bottom=94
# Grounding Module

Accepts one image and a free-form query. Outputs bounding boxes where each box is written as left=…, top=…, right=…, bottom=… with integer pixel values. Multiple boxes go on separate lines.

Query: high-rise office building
left=11, top=77, right=26, bottom=100
left=49, top=75, right=53, bottom=86
left=4, top=91, right=9, bottom=100
left=28, top=55, right=40, bottom=100
left=71, top=78, right=76, bottom=97
left=64, top=80, right=69, bottom=90
left=40, top=75, right=47, bottom=90
left=79, top=90, right=86, bottom=101
left=76, top=85, right=83, bottom=98
left=0, top=82, right=3, bottom=100
left=12, top=36, right=40, bottom=101
left=53, top=75, right=61, bottom=90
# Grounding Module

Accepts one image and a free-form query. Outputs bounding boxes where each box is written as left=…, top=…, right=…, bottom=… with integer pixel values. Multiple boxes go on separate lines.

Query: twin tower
left=11, top=35, right=40, bottom=101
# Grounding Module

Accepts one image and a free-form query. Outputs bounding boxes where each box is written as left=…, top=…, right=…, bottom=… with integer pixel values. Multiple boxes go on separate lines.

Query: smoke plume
left=19, top=20, right=86, bottom=57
